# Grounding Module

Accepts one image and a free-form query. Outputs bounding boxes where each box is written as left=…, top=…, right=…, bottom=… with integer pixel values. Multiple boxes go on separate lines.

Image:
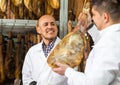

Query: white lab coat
left=65, top=24, right=120, bottom=85
left=22, top=37, right=68, bottom=85
left=88, top=25, right=100, bottom=44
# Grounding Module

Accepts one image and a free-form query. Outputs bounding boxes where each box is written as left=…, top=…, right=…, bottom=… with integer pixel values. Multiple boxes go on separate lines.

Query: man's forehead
left=39, top=15, right=55, bottom=21
left=39, top=18, right=55, bottom=24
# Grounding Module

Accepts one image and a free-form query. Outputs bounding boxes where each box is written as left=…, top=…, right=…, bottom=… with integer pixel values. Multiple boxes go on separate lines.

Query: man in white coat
left=53, top=0, right=120, bottom=85
left=22, top=15, right=68, bottom=85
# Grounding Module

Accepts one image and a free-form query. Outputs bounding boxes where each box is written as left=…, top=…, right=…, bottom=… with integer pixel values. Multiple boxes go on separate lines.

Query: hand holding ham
left=53, top=62, right=69, bottom=75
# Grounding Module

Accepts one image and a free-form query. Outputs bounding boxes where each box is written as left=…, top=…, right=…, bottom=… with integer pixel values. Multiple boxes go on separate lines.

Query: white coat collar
left=32, top=37, right=61, bottom=52
left=99, top=23, right=120, bottom=38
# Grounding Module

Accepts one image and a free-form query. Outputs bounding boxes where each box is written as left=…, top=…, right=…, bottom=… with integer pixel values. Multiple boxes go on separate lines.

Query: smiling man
left=22, top=15, right=68, bottom=85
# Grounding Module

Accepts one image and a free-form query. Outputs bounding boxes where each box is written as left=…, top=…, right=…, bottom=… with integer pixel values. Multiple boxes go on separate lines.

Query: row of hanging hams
left=0, top=0, right=90, bottom=20
left=0, top=31, right=41, bottom=84
left=0, top=0, right=60, bottom=19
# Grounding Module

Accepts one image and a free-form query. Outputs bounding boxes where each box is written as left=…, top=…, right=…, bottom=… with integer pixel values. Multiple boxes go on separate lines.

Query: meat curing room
left=0, top=0, right=120, bottom=85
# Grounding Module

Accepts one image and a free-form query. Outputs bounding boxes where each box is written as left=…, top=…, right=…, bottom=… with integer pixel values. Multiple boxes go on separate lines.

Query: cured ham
left=5, top=32, right=15, bottom=79
left=11, top=0, right=22, bottom=6
left=0, top=34, right=5, bottom=84
left=47, top=0, right=59, bottom=9
left=47, top=31, right=86, bottom=68
left=0, top=0, right=7, bottom=12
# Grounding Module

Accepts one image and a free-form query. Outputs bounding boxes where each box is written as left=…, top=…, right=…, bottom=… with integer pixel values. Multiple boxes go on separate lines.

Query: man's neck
left=100, top=20, right=117, bottom=31
left=43, top=38, right=56, bottom=46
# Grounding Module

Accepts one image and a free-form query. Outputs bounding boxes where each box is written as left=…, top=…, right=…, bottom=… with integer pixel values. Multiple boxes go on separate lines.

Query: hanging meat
left=45, top=1, right=54, bottom=15
left=11, top=0, right=22, bottom=7
left=14, top=34, right=22, bottom=85
left=15, top=34, right=22, bottom=80
left=47, top=0, right=91, bottom=70
left=11, top=0, right=24, bottom=19
left=66, top=15, right=92, bottom=72
left=24, top=34, right=29, bottom=53
left=0, top=0, right=7, bottom=12
left=10, top=2, right=19, bottom=19
left=6, top=0, right=16, bottom=19
left=68, top=0, right=75, bottom=20
left=32, top=0, right=44, bottom=18
left=73, top=0, right=84, bottom=20
left=73, top=0, right=90, bottom=20
left=0, top=9, right=6, bottom=18
left=5, top=32, right=15, bottom=79
left=47, top=31, right=86, bottom=68
left=45, top=0, right=59, bottom=15
left=24, top=0, right=32, bottom=12
left=18, top=3, right=24, bottom=19
left=0, top=34, right=5, bottom=84
left=47, top=0, right=59, bottom=9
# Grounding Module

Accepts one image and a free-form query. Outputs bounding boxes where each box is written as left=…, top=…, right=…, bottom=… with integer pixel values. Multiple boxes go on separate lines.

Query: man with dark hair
left=53, top=0, right=120, bottom=85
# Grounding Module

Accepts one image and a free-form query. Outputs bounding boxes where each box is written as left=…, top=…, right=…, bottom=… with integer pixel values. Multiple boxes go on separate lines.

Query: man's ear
left=36, top=21, right=41, bottom=34
left=103, top=13, right=109, bottom=23
left=36, top=26, right=41, bottom=34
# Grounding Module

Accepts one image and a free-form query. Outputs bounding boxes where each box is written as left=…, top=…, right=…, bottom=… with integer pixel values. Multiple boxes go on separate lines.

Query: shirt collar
left=99, top=23, right=120, bottom=37
left=42, top=37, right=56, bottom=48
left=42, top=37, right=57, bottom=57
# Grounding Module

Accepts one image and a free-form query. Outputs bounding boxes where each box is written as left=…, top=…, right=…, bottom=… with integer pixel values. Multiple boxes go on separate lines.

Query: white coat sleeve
left=89, top=44, right=119, bottom=85
left=65, top=67, right=86, bottom=85
left=22, top=50, right=33, bottom=85
left=65, top=46, right=119, bottom=85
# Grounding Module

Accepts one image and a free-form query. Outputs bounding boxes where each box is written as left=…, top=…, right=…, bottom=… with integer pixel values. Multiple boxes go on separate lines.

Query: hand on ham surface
left=75, top=12, right=92, bottom=33
left=53, top=62, right=69, bottom=75
left=47, top=31, right=85, bottom=69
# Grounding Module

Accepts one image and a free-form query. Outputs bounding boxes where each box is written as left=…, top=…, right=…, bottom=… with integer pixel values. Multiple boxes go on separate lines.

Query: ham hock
left=47, top=31, right=86, bottom=68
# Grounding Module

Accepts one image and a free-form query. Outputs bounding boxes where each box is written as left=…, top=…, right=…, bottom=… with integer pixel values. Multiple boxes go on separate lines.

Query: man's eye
left=51, top=22, right=56, bottom=26
left=43, top=23, right=48, bottom=26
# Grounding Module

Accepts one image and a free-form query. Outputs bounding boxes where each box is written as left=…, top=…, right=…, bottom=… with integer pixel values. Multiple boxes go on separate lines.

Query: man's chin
left=45, top=37, right=56, bottom=41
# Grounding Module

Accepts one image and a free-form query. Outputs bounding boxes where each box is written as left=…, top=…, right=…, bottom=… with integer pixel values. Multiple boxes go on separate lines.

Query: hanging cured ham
left=0, top=0, right=7, bottom=12
left=5, top=32, right=15, bottom=79
left=32, top=0, right=44, bottom=18
left=47, top=31, right=86, bottom=68
left=73, top=0, right=90, bottom=20
left=47, top=0, right=91, bottom=69
left=47, top=0, right=59, bottom=9
left=11, top=0, right=22, bottom=7
left=45, top=0, right=59, bottom=15
left=24, top=0, right=32, bottom=11
left=0, top=34, right=5, bottom=84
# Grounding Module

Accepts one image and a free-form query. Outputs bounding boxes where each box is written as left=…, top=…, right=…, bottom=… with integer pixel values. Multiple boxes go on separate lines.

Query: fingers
left=78, top=13, right=87, bottom=21
left=67, top=20, right=72, bottom=33
left=55, top=62, right=63, bottom=67
left=52, top=62, right=69, bottom=75
left=55, top=62, right=68, bottom=67
left=77, top=13, right=87, bottom=27
left=77, top=12, right=93, bottom=33
left=78, top=13, right=83, bottom=21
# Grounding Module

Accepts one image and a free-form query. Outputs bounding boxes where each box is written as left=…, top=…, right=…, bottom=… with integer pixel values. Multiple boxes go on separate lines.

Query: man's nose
left=47, top=23, right=53, bottom=28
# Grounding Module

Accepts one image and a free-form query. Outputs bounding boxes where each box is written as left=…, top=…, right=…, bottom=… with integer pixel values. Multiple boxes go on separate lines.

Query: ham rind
left=47, top=31, right=85, bottom=68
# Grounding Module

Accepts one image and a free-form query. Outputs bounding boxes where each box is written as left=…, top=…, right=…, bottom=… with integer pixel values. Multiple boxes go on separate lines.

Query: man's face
left=91, top=6, right=104, bottom=30
left=37, top=15, right=58, bottom=40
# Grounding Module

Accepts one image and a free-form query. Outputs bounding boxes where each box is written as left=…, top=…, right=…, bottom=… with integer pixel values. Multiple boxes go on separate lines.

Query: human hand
left=75, top=12, right=92, bottom=33
left=52, top=62, right=69, bottom=75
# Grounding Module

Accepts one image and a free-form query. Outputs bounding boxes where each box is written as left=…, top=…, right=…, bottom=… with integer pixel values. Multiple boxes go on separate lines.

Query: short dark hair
left=91, top=0, right=120, bottom=22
